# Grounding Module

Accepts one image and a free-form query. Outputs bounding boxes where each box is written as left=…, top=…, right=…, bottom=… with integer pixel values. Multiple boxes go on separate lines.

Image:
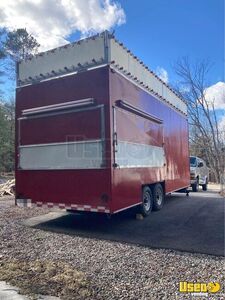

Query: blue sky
left=0, top=0, right=224, bottom=101
left=112, top=0, right=224, bottom=84
left=68, top=0, right=224, bottom=85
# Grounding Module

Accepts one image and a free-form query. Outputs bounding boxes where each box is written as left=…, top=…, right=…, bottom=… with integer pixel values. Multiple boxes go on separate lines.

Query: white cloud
left=220, top=116, right=225, bottom=126
left=156, top=67, right=169, bottom=84
left=0, top=0, right=126, bottom=51
left=204, top=82, right=225, bottom=133
left=219, top=114, right=225, bottom=132
left=204, top=82, right=225, bottom=110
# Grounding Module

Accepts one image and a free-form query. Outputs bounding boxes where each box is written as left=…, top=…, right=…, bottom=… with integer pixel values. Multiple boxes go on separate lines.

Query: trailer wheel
left=140, top=186, right=153, bottom=217
left=153, top=183, right=164, bottom=211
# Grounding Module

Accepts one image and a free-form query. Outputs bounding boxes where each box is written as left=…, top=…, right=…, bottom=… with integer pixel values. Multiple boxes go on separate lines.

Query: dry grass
left=0, top=260, right=92, bottom=299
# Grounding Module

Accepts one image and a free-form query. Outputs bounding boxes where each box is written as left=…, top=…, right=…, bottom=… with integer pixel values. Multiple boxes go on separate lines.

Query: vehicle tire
left=66, top=209, right=75, bottom=213
left=153, top=183, right=164, bottom=211
left=192, top=178, right=199, bottom=192
left=139, top=186, right=153, bottom=217
left=202, top=179, right=208, bottom=191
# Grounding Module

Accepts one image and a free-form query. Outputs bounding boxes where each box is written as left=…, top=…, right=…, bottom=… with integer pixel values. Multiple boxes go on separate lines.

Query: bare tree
left=0, top=29, right=7, bottom=95
left=0, top=28, right=39, bottom=172
left=174, top=57, right=225, bottom=183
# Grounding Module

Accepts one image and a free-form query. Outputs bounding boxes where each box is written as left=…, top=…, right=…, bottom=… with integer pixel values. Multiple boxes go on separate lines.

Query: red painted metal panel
left=16, top=170, right=111, bottom=209
left=16, top=67, right=112, bottom=211
left=109, top=69, right=189, bottom=212
left=115, top=108, right=163, bottom=147
left=20, top=109, right=101, bottom=145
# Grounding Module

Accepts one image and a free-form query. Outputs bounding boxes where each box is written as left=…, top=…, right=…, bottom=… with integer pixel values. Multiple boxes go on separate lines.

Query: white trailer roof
left=17, top=31, right=187, bottom=115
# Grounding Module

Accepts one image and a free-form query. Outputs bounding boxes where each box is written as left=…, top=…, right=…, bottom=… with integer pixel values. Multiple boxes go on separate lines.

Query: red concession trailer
left=15, top=32, right=190, bottom=216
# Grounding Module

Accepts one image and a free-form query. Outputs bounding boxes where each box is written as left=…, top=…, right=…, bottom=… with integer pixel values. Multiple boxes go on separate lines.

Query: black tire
left=192, top=179, right=199, bottom=192
left=139, top=186, right=153, bottom=217
left=153, top=183, right=164, bottom=211
left=66, top=209, right=75, bottom=213
left=202, top=179, right=208, bottom=191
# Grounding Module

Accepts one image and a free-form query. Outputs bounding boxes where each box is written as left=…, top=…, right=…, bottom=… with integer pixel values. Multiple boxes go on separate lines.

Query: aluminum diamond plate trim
left=16, top=199, right=110, bottom=213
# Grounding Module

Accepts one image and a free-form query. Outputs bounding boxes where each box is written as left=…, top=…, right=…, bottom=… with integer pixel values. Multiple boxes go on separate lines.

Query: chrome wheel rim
left=155, top=188, right=163, bottom=206
left=143, top=191, right=151, bottom=211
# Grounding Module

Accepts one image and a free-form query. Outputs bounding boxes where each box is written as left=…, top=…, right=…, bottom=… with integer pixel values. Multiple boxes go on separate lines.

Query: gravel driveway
left=0, top=196, right=224, bottom=299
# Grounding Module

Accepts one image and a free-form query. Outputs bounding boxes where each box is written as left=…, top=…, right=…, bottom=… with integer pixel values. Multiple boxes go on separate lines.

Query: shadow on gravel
left=25, top=192, right=225, bottom=257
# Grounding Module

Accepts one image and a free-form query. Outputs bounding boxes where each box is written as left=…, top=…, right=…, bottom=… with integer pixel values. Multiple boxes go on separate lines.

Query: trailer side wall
left=16, top=67, right=112, bottom=212
left=109, top=68, right=189, bottom=212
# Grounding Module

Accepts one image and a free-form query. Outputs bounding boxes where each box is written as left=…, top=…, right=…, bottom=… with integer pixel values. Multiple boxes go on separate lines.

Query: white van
left=190, top=156, right=209, bottom=192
